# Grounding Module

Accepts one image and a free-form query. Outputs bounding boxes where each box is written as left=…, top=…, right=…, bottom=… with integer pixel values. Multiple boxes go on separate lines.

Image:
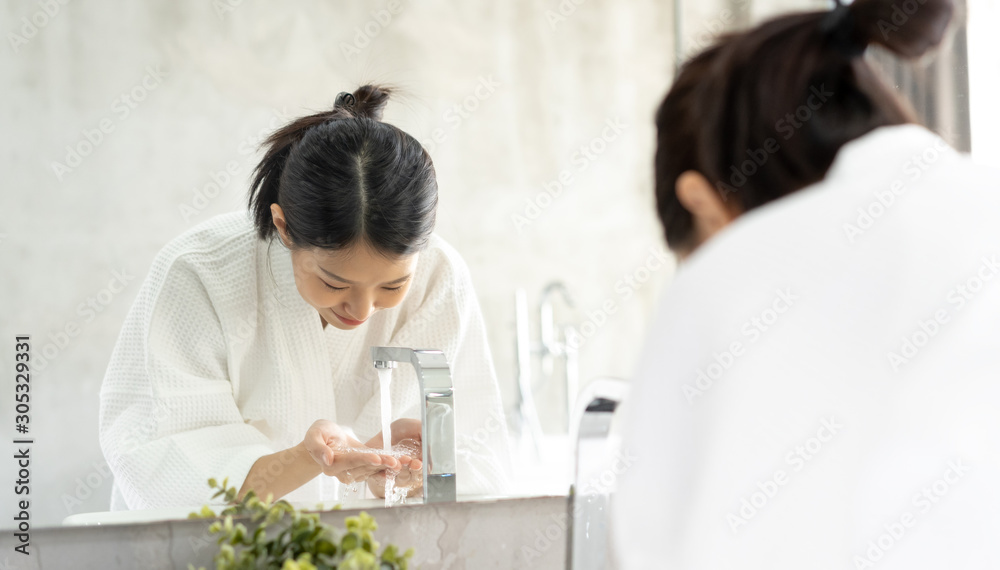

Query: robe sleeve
left=99, top=254, right=274, bottom=509
left=351, top=245, right=514, bottom=497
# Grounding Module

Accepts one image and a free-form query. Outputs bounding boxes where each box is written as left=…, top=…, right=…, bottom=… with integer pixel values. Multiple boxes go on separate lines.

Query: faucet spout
left=370, top=346, right=457, bottom=503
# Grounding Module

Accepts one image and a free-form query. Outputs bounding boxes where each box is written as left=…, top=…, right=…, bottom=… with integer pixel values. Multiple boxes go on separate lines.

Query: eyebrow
left=319, top=267, right=412, bottom=286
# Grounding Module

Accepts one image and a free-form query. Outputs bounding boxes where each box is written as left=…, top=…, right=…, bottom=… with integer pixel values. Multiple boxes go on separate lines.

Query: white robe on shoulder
left=613, top=125, right=1000, bottom=569
left=99, top=211, right=512, bottom=509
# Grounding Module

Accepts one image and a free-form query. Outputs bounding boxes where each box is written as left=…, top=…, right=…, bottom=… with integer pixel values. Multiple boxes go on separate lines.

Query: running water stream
left=377, top=367, right=396, bottom=507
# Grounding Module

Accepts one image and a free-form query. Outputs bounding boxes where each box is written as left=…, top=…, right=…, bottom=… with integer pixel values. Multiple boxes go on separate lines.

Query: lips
left=333, top=310, right=366, bottom=326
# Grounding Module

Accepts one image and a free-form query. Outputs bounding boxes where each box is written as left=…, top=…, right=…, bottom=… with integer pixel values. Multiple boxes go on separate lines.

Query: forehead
left=308, top=243, right=417, bottom=281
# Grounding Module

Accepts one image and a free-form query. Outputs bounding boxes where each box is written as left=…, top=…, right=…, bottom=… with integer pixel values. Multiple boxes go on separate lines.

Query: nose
left=342, top=292, right=375, bottom=321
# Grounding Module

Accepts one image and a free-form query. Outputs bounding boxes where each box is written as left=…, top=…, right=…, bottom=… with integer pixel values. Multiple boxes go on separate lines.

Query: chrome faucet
left=539, top=281, right=578, bottom=415
left=371, top=347, right=457, bottom=503
left=570, top=378, right=629, bottom=570
left=513, top=281, right=579, bottom=457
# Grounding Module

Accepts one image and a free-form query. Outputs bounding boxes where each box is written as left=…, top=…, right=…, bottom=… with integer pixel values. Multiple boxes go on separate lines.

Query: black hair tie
left=335, top=92, right=356, bottom=108
left=820, top=0, right=866, bottom=58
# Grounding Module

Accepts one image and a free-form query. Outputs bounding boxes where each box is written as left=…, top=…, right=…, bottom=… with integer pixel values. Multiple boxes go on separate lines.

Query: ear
left=675, top=170, right=737, bottom=251
left=270, top=204, right=292, bottom=248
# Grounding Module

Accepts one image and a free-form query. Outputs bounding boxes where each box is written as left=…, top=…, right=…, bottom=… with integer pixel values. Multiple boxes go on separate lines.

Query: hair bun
left=334, top=92, right=356, bottom=109
left=849, top=0, right=954, bottom=58
left=336, top=84, right=391, bottom=121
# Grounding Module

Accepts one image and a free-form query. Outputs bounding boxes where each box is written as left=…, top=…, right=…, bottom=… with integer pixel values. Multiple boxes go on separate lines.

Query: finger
left=303, top=436, right=334, bottom=467
left=396, top=468, right=422, bottom=488
left=306, top=447, right=331, bottom=467
left=361, top=466, right=387, bottom=479
left=331, top=451, right=383, bottom=472
left=380, top=454, right=401, bottom=470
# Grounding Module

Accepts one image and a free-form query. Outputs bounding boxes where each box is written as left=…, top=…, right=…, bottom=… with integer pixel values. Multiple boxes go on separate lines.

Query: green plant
left=188, top=478, right=414, bottom=570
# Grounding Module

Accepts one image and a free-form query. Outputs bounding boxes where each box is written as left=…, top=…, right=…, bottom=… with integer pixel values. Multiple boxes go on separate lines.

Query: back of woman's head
left=655, top=0, right=954, bottom=251
left=249, top=84, right=437, bottom=256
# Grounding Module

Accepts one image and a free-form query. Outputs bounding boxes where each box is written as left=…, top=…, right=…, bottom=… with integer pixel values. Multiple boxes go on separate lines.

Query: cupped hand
left=302, top=419, right=402, bottom=485
left=366, top=418, right=424, bottom=482
left=365, top=419, right=425, bottom=497
left=367, top=447, right=423, bottom=498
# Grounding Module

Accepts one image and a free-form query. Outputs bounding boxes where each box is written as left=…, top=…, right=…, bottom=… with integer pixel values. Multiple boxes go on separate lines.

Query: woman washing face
left=615, top=0, right=1000, bottom=568
left=99, top=85, right=511, bottom=509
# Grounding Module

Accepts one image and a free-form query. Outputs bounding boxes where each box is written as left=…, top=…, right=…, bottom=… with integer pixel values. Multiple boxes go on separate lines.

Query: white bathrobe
left=99, top=211, right=512, bottom=510
left=613, top=125, right=1000, bottom=569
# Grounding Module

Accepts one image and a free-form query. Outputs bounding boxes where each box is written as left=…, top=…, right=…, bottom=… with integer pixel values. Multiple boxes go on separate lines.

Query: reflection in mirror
left=7, top=1, right=678, bottom=534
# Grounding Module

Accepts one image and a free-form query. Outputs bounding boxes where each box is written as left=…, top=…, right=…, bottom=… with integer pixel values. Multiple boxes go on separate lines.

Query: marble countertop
left=2, top=496, right=571, bottom=569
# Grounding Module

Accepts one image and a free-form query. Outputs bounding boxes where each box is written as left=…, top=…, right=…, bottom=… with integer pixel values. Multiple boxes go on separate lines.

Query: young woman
left=615, top=0, right=1000, bottom=567
left=99, top=85, right=512, bottom=509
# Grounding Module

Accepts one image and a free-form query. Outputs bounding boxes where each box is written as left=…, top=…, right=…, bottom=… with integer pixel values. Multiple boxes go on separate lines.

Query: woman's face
left=290, top=243, right=419, bottom=330
left=271, top=204, right=418, bottom=330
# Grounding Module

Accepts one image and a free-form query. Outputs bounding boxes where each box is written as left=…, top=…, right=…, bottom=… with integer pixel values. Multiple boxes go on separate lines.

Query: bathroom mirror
left=2, top=0, right=991, bottom=530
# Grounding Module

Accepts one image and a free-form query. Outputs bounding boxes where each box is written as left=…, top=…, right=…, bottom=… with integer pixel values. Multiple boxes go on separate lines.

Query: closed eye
left=383, top=286, right=403, bottom=292
left=322, top=281, right=347, bottom=291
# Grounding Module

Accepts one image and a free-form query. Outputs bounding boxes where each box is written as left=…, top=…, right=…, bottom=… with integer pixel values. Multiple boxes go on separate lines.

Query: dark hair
left=654, top=0, right=954, bottom=251
left=249, top=84, right=437, bottom=256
